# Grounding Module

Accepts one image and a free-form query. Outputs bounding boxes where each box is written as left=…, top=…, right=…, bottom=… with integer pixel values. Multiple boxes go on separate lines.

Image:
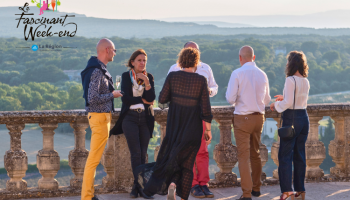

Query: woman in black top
left=110, top=49, right=155, bottom=198
left=135, top=47, right=213, bottom=200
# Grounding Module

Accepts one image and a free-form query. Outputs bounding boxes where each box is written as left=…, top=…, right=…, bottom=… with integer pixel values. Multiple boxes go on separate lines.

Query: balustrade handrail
left=0, top=103, right=350, bottom=199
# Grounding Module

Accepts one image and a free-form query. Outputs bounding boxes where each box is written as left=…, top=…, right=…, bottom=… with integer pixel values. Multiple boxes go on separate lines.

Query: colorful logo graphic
left=31, top=0, right=61, bottom=15
left=31, top=45, right=38, bottom=51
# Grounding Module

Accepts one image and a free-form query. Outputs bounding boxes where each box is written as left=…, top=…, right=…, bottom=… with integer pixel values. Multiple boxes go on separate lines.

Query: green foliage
left=1, top=35, right=350, bottom=111
left=322, top=50, right=340, bottom=63
left=301, top=41, right=319, bottom=53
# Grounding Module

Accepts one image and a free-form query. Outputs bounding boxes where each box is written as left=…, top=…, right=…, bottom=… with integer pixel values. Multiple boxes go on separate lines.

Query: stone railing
left=0, top=104, right=349, bottom=199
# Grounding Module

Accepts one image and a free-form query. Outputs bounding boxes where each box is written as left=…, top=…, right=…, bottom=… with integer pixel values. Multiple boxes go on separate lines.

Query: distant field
left=308, top=90, right=350, bottom=104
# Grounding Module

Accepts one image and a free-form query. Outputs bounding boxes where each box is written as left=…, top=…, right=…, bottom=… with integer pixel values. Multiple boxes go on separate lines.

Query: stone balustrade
left=0, top=104, right=349, bottom=199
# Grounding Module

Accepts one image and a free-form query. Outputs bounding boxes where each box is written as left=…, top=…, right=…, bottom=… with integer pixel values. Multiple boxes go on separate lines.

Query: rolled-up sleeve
left=207, top=66, right=219, bottom=97
left=264, top=75, right=271, bottom=105
left=226, top=71, right=239, bottom=105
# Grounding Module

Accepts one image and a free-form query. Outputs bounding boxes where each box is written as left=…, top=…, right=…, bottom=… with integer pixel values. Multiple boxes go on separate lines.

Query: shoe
left=295, top=191, right=306, bottom=200
left=279, top=192, right=295, bottom=200
left=190, top=185, right=206, bottom=198
left=167, top=183, right=176, bottom=200
left=136, top=184, right=154, bottom=199
left=92, top=196, right=99, bottom=200
left=200, top=185, right=214, bottom=198
left=236, top=195, right=252, bottom=200
left=130, top=184, right=139, bottom=198
left=251, top=190, right=261, bottom=197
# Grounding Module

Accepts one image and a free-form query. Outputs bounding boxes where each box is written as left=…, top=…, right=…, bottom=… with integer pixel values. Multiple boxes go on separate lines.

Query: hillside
left=2, top=7, right=350, bottom=39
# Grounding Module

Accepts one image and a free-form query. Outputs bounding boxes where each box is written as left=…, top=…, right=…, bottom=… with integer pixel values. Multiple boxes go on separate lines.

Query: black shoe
left=130, top=184, right=139, bottom=198
left=236, top=195, right=252, bottom=200
left=251, top=190, right=261, bottom=197
left=200, top=185, right=214, bottom=198
left=190, top=185, right=206, bottom=198
left=92, top=196, right=99, bottom=200
left=136, top=184, right=154, bottom=199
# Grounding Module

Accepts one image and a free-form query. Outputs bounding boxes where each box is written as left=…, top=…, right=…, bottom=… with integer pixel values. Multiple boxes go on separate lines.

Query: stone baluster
left=271, top=118, right=280, bottom=179
left=344, top=116, right=350, bottom=177
left=69, top=119, right=89, bottom=188
left=4, top=123, right=28, bottom=192
left=305, top=116, right=325, bottom=179
left=102, top=118, right=118, bottom=191
left=259, top=141, right=268, bottom=181
left=329, top=116, right=345, bottom=177
left=212, top=118, right=238, bottom=187
left=37, top=122, right=60, bottom=190
left=154, top=120, right=167, bottom=161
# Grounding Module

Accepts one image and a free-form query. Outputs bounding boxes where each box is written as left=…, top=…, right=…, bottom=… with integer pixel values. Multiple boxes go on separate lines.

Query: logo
left=31, top=0, right=61, bottom=15
left=15, top=2, right=77, bottom=41
left=31, top=45, right=38, bottom=51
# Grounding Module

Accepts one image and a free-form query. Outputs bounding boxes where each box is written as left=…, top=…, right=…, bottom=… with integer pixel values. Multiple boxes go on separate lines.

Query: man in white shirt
left=168, top=41, right=218, bottom=198
left=225, top=46, right=271, bottom=200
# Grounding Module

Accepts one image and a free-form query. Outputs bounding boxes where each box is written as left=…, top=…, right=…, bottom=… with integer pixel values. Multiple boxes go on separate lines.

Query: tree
left=322, top=51, right=340, bottom=63
left=301, top=41, right=319, bottom=53
left=23, top=65, right=69, bottom=83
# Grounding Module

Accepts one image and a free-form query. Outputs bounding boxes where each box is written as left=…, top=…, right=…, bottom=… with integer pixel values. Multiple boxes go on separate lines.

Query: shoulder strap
left=291, top=76, right=296, bottom=126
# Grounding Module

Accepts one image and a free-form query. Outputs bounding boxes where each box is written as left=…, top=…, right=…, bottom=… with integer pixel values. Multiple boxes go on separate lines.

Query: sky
left=1, top=0, right=349, bottom=19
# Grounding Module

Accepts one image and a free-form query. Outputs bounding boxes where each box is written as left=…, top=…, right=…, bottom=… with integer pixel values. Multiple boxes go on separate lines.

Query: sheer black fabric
left=135, top=71, right=213, bottom=200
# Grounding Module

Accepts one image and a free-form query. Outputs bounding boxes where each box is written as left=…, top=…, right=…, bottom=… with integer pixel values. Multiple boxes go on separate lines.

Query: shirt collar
left=241, top=62, right=256, bottom=68
left=97, top=58, right=107, bottom=69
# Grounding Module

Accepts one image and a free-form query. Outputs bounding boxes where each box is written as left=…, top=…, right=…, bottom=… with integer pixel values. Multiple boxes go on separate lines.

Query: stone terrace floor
left=19, top=182, right=350, bottom=200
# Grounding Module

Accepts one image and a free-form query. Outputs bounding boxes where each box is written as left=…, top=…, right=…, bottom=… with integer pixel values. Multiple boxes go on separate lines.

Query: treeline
left=1, top=35, right=350, bottom=111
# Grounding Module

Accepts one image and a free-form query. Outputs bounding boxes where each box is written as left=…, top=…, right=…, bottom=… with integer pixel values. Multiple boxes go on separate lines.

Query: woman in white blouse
left=270, top=51, right=310, bottom=200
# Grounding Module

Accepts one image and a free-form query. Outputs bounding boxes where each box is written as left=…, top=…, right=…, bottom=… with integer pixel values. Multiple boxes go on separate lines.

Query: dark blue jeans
left=278, top=109, right=309, bottom=193
left=122, top=110, right=150, bottom=184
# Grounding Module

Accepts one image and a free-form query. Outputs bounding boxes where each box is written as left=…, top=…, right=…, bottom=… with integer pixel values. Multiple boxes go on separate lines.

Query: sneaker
left=200, top=185, right=214, bottom=198
left=251, top=190, right=261, bottom=197
left=190, top=185, right=206, bottom=198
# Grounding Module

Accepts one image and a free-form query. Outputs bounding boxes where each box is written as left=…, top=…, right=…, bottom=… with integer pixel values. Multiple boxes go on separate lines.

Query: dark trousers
left=278, top=109, right=309, bottom=193
left=122, top=110, right=150, bottom=184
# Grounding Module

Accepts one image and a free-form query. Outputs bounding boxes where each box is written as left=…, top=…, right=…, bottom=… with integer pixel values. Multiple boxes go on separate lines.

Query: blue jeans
left=278, top=109, right=309, bottom=193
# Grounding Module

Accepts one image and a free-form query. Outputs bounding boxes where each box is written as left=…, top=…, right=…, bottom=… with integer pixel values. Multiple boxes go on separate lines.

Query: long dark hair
left=285, top=51, right=309, bottom=77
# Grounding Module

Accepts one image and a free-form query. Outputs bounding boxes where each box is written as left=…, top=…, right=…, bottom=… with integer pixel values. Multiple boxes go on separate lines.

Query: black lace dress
left=135, top=71, right=213, bottom=200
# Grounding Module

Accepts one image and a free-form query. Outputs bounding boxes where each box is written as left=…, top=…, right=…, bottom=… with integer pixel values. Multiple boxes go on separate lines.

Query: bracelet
left=205, top=129, right=211, bottom=131
left=145, top=84, right=151, bottom=87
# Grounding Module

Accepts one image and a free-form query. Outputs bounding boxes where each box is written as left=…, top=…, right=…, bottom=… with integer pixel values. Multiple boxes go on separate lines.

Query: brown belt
left=249, top=112, right=263, bottom=115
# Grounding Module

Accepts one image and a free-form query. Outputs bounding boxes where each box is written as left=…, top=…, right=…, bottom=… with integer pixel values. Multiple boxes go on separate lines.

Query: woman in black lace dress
left=135, top=47, right=213, bottom=200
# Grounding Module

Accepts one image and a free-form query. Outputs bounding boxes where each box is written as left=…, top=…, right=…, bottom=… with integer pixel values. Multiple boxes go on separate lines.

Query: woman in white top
left=270, top=51, right=310, bottom=200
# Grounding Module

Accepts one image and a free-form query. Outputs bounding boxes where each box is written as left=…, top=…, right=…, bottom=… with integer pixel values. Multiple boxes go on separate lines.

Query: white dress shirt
left=274, top=76, right=310, bottom=113
left=226, top=62, right=271, bottom=115
left=168, top=62, right=219, bottom=97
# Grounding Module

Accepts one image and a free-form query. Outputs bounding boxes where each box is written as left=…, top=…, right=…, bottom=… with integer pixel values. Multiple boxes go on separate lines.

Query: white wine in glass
left=115, top=75, right=121, bottom=89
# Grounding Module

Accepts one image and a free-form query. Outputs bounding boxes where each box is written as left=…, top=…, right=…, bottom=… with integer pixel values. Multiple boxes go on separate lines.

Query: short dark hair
left=127, top=49, right=147, bottom=69
left=177, top=47, right=200, bottom=69
left=285, top=51, right=309, bottom=77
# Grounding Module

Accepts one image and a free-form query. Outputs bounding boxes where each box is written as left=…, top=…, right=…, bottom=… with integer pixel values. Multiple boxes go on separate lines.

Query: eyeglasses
left=108, top=47, right=117, bottom=53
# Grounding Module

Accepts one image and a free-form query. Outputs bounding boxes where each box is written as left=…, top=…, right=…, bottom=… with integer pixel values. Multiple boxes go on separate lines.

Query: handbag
left=278, top=77, right=296, bottom=140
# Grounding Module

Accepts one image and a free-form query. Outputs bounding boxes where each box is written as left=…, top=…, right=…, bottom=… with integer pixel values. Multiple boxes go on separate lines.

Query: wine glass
left=115, top=75, right=121, bottom=89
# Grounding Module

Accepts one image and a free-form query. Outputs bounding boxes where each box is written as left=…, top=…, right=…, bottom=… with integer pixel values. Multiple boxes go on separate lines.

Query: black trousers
left=122, top=110, right=151, bottom=183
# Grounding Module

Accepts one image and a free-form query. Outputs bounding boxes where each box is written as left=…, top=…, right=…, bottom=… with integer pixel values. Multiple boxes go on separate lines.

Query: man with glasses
left=168, top=41, right=218, bottom=198
left=80, top=38, right=122, bottom=200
